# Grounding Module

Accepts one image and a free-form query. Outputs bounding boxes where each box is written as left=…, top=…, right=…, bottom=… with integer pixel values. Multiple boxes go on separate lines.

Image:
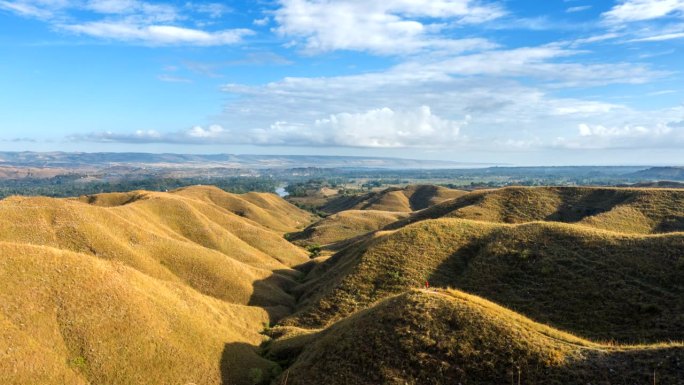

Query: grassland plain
left=0, top=186, right=314, bottom=385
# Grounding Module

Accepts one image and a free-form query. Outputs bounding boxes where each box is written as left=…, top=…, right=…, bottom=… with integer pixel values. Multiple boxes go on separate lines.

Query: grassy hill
left=0, top=186, right=315, bottom=385
left=284, top=218, right=684, bottom=342
left=320, top=185, right=466, bottom=214
left=392, top=186, right=684, bottom=234
left=0, top=242, right=279, bottom=385
left=268, top=289, right=684, bottom=385
left=287, top=210, right=410, bottom=248
left=3, top=184, right=684, bottom=384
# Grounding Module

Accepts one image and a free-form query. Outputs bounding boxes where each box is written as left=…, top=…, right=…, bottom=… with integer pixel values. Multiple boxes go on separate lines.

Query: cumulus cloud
left=71, top=107, right=469, bottom=148
left=261, top=106, right=468, bottom=148
left=212, top=45, right=674, bottom=152
left=187, top=125, right=225, bottom=138
left=555, top=119, right=684, bottom=149
left=273, top=0, right=504, bottom=54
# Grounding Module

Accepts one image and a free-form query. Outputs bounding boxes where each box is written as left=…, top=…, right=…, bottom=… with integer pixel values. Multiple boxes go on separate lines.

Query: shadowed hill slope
left=1, top=188, right=313, bottom=310
left=287, top=210, right=410, bottom=247
left=0, top=242, right=279, bottom=385
left=391, top=186, right=684, bottom=234
left=269, top=290, right=684, bottom=385
left=0, top=187, right=316, bottom=385
left=320, top=185, right=466, bottom=214
left=284, top=219, right=684, bottom=342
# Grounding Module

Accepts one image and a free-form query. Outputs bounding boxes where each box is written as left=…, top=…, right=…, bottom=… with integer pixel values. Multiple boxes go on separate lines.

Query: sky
left=0, top=0, right=683, bottom=166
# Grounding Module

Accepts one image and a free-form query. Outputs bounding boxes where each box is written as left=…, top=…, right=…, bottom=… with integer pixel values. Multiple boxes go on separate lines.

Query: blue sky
left=0, top=0, right=683, bottom=165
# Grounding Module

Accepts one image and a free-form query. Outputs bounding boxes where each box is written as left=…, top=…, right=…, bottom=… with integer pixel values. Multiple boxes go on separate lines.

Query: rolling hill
left=391, top=186, right=684, bottom=234
left=0, top=242, right=277, bottom=385
left=284, top=219, right=684, bottom=342
left=0, top=186, right=314, bottom=385
left=3, top=184, right=684, bottom=384
left=268, top=289, right=684, bottom=385
left=320, top=185, right=466, bottom=214
left=287, top=210, right=410, bottom=248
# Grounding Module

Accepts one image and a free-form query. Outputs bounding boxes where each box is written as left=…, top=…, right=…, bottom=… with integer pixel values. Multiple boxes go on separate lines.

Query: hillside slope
left=0, top=242, right=278, bottom=385
left=270, top=290, right=684, bottom=385
left=0, top=187, right=314, bottom=312
left=392, top=186, right=684, bottom=234
left=320, top=185, right=466, bottom=214
left=285, top=219, right=684, bottom=342
left=288, top=210, right=410, bottom=247
left=0, top=187, right=317, bottom=385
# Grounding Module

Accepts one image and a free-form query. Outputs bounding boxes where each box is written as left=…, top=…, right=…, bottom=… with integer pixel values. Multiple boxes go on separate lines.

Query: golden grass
left=285, top=218, right=684, bottom=343
left=0, top=242, right=278, bottom=385
left=396, top=186, right=684, bottom=234
left=0, top=188, right=312, bottom=307
left=272, top=289, right=684, bottom=385
left=171, top=185, right=314, bottom=233
left=0, top=186, right=314, bottom=384
left=321, top=184, right=467, bottom=214
left=288, top=210, right=410, bottom=247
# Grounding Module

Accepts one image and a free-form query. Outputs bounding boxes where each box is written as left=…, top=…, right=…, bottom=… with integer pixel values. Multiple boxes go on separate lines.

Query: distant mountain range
left=626, top=166, right=684, bottom=181
left=0, top=152, right=490, bottom=170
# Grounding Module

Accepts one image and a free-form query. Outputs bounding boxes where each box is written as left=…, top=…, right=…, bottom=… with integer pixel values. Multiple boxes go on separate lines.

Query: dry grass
left=0, top=187, right=313, bottom=308
left=394, top=186, right=684, bottom=234
left=287, top=210, right=410, bottom=248
left=0, top=186, right=315, bottom=385
left=0, top=242, right=278, bottom=385
left=272, top=289, right=684, bottom=385
left=284, top=218, right=684, bottom=342
left=320, top=185, right=466, bottom=214
left=4, top=184, right=684, bottom=384
left=171, top=186, right=314, bottom=233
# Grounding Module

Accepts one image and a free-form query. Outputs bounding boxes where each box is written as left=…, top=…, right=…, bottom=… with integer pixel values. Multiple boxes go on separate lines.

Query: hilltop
left=284, top=218, right=684, bottom=342
left=390, top=186, right=684, bottom=234
left=3, top=183, right=684, bottom=384
left=0, top=186, right=314, bottom=385
left=268, top=289, right=684, bottom=385
left=287, top=210, right=410, bottom=248
left=319, top=184, right=467, bottom=214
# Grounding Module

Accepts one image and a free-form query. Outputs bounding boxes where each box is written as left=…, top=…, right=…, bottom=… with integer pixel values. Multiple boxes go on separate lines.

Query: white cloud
left=555, top=119, right=684, bottom=149
left=566, top=5, right=592, bottom=13
left=0, top=0, right=252, bottom=46
left=186, top=2, right=231, bottom=18
left=273, top=0, right=504, bottom=54
left=74, top=107, right=468, bottom=148
left=253, top=17, right=269, bottom=26
left=629, top=31, right=684, bottom=41
left=157, top=74, right=192, bottom=83
left=211, top=43, right=670, bottom=151
left=603, top=0, right=684, bottom=23
left=310, top=106, right=467, bottom=147
left=187, top=125, right=225, bottom=138
left=62, top=22, right=252, bottom=46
